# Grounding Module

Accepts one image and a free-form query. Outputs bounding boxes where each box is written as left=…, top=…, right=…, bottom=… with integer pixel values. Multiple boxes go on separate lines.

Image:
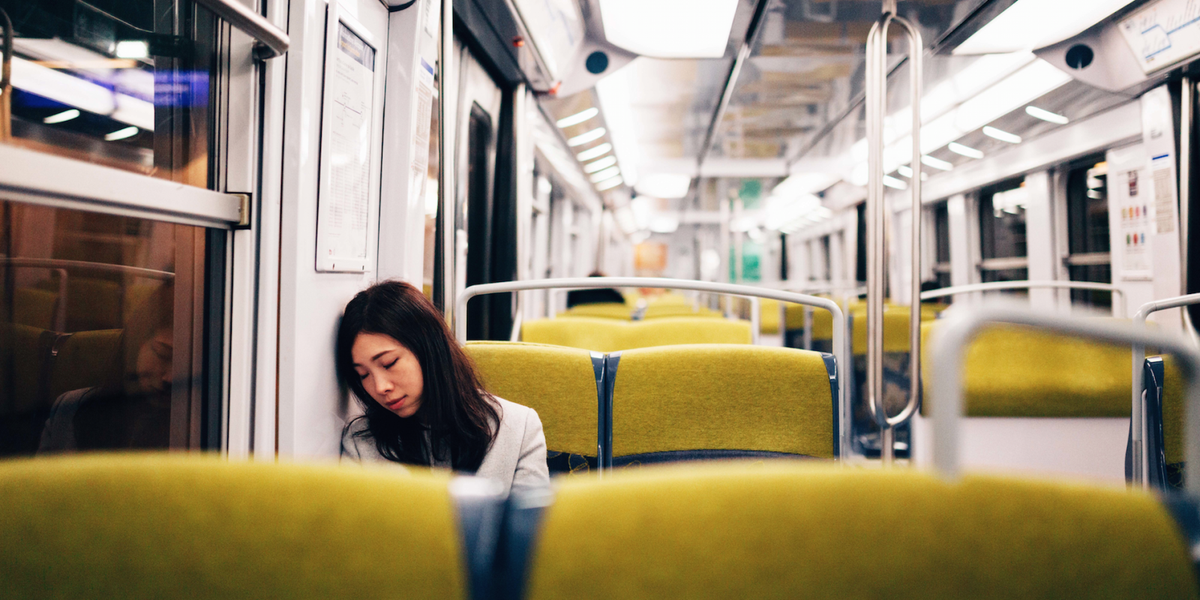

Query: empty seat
left=514, top=462, right=1198, bottom=599
left=914, top=322, right=1134, bottom=483
left=559, top=303, right=632, bottom=320
left=0, top=454, right=472, bottom=599
left=47, top=329, right=124, bottom=401
left=466, top=341, right=603, bottom=474
left=759, top=299, right=781, bottom=334
left=12, top=287, right=59, bottom=330
left=607, top=344, right=838, bottom=466
left=0, top=324, right=58, bottom=454
left=641, top=304, right=722, bottom=319
left=521, top=316, right=752, bottom=353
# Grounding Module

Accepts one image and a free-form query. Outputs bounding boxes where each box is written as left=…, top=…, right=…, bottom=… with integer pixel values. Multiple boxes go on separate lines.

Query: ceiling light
left=11, top=56, right=154, bottom=130
left=921, top=155, right=953, bottom=171
left=883, top=175, right=908, bottom=190
left=590, top=166, right=622, bottom=182
left=635, top=173, right=692, bottom=199
left=948, top=142, right=984, bottom=159
left=1025, top=105, right=1069, bottom=124
left=43, top=109, right=80, bottom=124
left=649, top=215, right=680, bottom=233
left=599, top=0, right=739, bottom=58
left=115, top=40, right=149, bottom=59
left=567, top=127, right=606, bottom=147
left=596, top=176, right=624, bottom=191
left=982, top=126, right=1022, bottom=144
left=594, top=63, right=639, bottom=186
left=953, top=0, right=1136, bottom=55
left=576, top=143, right=613, bottom=162
left=104, top=126, right=140, bottom=141
left=897, top=165, right=913, bottom=178
left=583, top=156, right=618, bottom=173
left=557, top=107, right=598, bottom=128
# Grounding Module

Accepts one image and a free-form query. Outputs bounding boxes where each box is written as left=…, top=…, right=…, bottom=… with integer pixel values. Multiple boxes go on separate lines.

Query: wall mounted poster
left=316, top=21, right=376, bottom=272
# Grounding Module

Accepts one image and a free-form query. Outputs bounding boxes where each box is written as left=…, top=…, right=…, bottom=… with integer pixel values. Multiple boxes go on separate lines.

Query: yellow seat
left=920, top=322, right=1132, bottom=417
left=642, top=304, right=722, bottom=319
left=0, top=454, right=468, bottom=599
left=47, top=329, right=124, bottom=401
left=466, top=341, right=602, bottom=473
left=12, top=287, right=58, bottom=330
left=522, top=317, right=752, bottom=353
left=609, top=344, right=836, bottom=465
left=759, top=299, right=781, bottom=334
left=522, top=462, right=1198, bottom=600
left=559, top=303, right=633, bottom=320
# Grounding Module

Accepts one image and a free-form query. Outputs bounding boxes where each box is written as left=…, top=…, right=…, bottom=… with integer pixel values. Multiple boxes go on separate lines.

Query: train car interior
left=6, top=0, right=1200, bottom=596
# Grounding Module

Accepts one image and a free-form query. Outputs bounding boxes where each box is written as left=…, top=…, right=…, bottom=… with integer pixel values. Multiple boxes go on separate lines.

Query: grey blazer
left=341, top=396, right=549, bottom=495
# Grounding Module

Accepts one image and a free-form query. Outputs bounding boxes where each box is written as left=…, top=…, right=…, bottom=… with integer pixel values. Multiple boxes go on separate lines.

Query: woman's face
left=351, top=332, right=424, bottom=418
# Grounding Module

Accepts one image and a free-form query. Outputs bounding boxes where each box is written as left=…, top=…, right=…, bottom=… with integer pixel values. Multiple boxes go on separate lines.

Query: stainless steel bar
left=920, top=280, right=1126, bottom=315
left=193, top=0, right=288, bottom=60
left=803, top=306, right=814, bottom=350
left=929, top=304, right=1200, bottom=497
left=0, top=7, right=12, bottom=142
left=779, top=299, right=788, bottom=347
left=1181, top=78, right=1199, bottom=344
left=0, top=257, right=175, bottom=280
left=438, top=0, right=456, bottom=325
left=458, top=277, right=851, bottom=454
left=1132, top=292, right=1200, bottom=486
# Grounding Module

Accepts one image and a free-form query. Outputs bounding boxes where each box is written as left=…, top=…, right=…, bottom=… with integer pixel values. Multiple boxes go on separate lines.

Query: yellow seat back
left=466, top=342, right=600, bottom=463
left=525, top=463, right=1198, bottom=600
left=0, top=454, right=467, bottom=600
left=523, top=317, right=752, bottom=353
left=559, top=303, right=633, bottom=320
left=610, top=345, right=835, bottom=461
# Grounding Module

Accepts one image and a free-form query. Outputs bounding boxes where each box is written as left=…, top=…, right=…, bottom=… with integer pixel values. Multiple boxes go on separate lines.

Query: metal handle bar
left=929, top=303, right=1200, bottom=495
left=0, top=257, right=175, bottom=280
left=866, top=8, right=923, bottom=461
left=920, top=281, right=1127, bottom=316
left=457, top=277, right=850, bottom=455
left=194, top=0, right=289, bottom=60
left=1131, top=292, right=1200, bottom=486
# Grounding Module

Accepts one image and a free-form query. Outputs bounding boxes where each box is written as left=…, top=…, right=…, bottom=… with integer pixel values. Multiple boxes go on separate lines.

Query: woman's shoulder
left=491, top=396, right=540, bottom=426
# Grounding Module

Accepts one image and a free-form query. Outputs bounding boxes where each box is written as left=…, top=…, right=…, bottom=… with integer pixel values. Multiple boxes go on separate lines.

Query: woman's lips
left=386, top=396, right=406, bottom=410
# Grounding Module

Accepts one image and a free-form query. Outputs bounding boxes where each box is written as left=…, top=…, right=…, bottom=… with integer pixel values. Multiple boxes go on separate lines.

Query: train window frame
left=1063, top=155, right=1113, bottom=309
left=977, top=177, right=1029, bottom=283
left=932, top=201, right=951, bottom=290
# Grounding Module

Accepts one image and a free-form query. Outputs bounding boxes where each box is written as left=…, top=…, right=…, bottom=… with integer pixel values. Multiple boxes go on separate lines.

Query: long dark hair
left=336, top=280, right=499, bottom=471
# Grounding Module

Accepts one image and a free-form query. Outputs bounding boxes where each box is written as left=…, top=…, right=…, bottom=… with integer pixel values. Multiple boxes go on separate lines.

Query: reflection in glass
left=0, top=199, right=209, bottom=456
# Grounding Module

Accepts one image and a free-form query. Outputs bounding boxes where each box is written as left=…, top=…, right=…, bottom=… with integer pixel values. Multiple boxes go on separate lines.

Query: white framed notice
left=315, top=10, right=379, bottom=272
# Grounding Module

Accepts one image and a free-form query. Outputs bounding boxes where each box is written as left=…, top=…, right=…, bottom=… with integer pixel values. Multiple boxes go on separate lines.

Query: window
left=979, top=178, right=1028, bottom=285
left=932, top=202, right=951, bottom=290
left=5, top=0, right=217, bottom=187
left=1065, top=156, right=1112, bottom=309
left=0, top=200, right=215, bottom=457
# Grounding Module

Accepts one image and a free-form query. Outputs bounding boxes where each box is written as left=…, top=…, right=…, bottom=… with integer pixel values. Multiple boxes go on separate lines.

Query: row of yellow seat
left=4, top=279, right=165, bottom=332
left=520, top=316, right=753, bottom=352
left=466, top=341, right=839, bottom=470
left=4, top=453, right=1196, bottom=599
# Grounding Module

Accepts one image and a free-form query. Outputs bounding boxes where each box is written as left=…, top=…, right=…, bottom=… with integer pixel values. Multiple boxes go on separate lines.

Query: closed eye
left=384, top=359, right=398, bottom=369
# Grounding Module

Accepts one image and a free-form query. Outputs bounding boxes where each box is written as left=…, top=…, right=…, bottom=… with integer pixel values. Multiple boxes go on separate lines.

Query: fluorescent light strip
left=43, top=109, right=80, bottom=124
left=982, top=126, right=1022, bottom=144
left=921, top=155, right=953, bottom=171
left=115, top=40, right=149, bottom=59
left=11, top=56, right=154, bottom=130
left=590, top=166, right=622, bottom=183
left=567, top=127, right=606, bottom=147
left=595, top=176, right=624, bottom=191
left=948, top=142, right=984, bottom=159
left=954, top=0, right=1136, bottom=55
left=599, top=0, right=739, bottom=58
left=556, top=107, right=598, bottom=128
left=104, top=126, right=139, bottom=141
left=883, top=175, right=908, bottom=190
left=576, top=143, right=612, bottom=162
left=897, top=165, right=913, bottom=178
left=1025, top=105, right=1069, bottom=124
left=583, top=155, right=618, bottom=173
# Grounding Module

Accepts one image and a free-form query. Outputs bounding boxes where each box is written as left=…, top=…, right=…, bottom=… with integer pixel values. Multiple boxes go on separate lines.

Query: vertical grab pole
left=0, top=8, right=12, bottom=142
left=867, top=2, right=923, bottom=464
left=438, top=0, right=456, bottom=326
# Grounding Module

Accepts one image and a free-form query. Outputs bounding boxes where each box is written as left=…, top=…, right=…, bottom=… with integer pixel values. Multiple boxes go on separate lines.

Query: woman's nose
left=373, top=375, right=392, bottom=396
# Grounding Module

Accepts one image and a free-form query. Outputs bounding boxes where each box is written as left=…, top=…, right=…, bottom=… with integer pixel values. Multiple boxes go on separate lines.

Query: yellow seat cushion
left=784, top=304, right=836, bottom=340
left=466, top=341, right=599, bottom=457
left=526, top=462, right=1198, bottom=600
left=1161, top=356, right=1185, bottom=466
left=851, top=305, right=924, bottom=355
left=559, top=303, right=633, bottom=319
left=522, top=317, right=752, bottom=353
left=0, top=454, right=466, bottom=600
left=759, top=299, right=781, bottom=334
left=921, top=323, right=1133, bottom=417
left=611, top=345, right=833, bottom=458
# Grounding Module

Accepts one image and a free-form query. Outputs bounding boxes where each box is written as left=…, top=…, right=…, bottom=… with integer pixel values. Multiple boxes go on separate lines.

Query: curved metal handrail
left=0, top=257, right=175, bottom=280
left=1131, top=292, right=1200, bottom=486
left=919, top=281, right=1126, bottom=315
left=194, top=0, right=289, bottom=60
left=457, top=277, right=850, bottom=456
left=929, top=304, right=1200, bottom=496
left=866, top=6, right=924, bottom=461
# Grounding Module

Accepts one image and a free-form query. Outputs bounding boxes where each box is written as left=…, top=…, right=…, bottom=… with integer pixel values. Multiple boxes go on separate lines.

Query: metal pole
left=1181, top=77, right=1199, bottom=343
left=0, top=8, right=12, bottom=142
left=438, top=0, right=456, bottom=326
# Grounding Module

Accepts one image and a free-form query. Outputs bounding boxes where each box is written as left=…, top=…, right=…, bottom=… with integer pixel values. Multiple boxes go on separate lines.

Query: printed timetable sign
left=316, top=21, right=376, bottom=272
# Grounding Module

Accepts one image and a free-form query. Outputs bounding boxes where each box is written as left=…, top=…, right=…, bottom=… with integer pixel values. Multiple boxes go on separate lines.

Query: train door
left=450, top=44, right=504, bottom=340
